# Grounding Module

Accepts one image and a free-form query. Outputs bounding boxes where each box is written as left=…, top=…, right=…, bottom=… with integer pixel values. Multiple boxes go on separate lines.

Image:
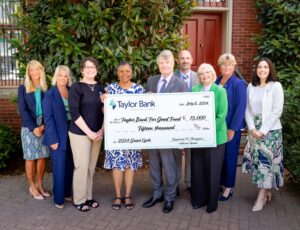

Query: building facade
left=0, top=0, right=262, bottom=131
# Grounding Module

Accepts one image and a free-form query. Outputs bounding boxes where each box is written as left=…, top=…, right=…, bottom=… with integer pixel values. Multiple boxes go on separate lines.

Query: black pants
left=191, top=144, right=225, bottom=213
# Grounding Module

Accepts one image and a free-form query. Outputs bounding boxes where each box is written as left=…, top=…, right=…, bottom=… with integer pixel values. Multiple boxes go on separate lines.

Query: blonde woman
left=216, top=53, right=247, bottom=201
left=18, top=60, right=49, bottom=200
left=191, top=63, right=228, bottom=213
left=42, top=66, right=74, bottom=208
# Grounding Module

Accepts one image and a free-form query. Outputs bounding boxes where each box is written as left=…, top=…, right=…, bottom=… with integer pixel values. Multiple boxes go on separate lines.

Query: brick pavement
left=0, top=166, right=299, bottom=230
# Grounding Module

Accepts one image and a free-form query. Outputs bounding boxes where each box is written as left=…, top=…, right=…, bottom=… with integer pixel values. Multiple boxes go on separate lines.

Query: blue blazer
left=42, top=86, right=69, bottom=151
left=215, top=74, right=247, bottom=131
left=18, top=84, right=45, bottom=131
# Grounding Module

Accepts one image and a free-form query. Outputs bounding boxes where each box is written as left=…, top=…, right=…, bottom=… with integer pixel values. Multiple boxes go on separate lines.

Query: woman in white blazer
left=243, top=58, right=284, bottom=212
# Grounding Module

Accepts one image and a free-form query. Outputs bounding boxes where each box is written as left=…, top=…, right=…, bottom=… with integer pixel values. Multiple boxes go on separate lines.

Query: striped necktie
left=159, top=79, right=167, bottom=93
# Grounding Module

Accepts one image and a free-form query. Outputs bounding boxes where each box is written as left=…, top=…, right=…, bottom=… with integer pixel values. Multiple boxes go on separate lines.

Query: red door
left=183, top=13, right=222, bottom=73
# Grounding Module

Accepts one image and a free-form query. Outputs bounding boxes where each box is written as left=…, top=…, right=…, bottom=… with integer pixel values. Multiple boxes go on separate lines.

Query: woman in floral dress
left=243, top=58, right=284, bottom=212
left=104, top=61, right=144, bottom=210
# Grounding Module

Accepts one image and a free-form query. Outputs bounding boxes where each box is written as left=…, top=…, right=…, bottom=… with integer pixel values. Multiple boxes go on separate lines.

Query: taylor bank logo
left=109, top=99, right=156, bottom=110
left=109, top=100, right=117, bottom=110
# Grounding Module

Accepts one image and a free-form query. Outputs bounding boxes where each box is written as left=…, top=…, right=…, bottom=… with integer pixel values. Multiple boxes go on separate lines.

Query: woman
left=191, top=63, right=228, bottom=213
left=42, top=66, right=74, bottom=209
left=243, top=58, right=284, bottom=212
left=68, top=57, right=105, bottom=212
left=18, top=60, right=49, bottom=200
left=104, top=61, right=144, bottom=210
left=215, top=53, right=247, bottom=201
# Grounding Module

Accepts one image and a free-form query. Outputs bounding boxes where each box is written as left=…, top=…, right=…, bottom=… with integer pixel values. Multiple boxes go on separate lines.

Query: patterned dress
left=242, top=115, right=284, bottom=189
left=104, top=82, right=144, bottom=171
left=21, top=127, right=49, bottom=160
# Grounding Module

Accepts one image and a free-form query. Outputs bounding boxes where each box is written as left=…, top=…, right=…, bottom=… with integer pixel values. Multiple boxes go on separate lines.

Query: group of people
left=18, top=49, right=284, bottom=214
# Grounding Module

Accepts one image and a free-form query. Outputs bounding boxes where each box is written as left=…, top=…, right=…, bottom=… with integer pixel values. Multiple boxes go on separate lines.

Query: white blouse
left=245, top=82, right=284, bottom=135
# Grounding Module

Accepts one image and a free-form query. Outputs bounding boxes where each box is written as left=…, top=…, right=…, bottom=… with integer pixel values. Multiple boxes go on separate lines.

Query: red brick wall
left=232, top=0, right=263, bottom=82
left=0, top=98, right=21, bottom=133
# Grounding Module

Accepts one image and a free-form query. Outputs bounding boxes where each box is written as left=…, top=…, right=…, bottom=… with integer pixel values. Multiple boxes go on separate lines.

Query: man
left=174, top=50, right=198, bottom=191
left=143, top=50, right=188, bottom=213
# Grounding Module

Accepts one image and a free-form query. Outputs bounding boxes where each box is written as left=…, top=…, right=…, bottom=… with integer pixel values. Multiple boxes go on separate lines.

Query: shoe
left=192, top=204, right=201, bottom=209
left=252, top=197, right=266, bottom=212
left=40, top=190, right=51, bottom=197
left=64, top=196, right=72, bottom=202
left=219, top=190, right=233, bottom=201
left=73, top=203, right=90, bottom=212
left=143, top=195, right=164, bottom=208
left=163, top=201, right=174, bottom=213
left=176, top=187, right=180, bottom=197
left=206, top=206, right=217, bottom=213
left=124, top=197, right=134, bottom=210
left=55, top=204, right=64, bottom=209
left=86, top=199, right=99, bottom=208
left=29, top=187, right=44, bottom=200
left=191, top=201, right=205, bottom=209
left=192, top=202, right=202, bottom=209
left=112, top=197, right=122, bottom=210
left=35, top=184, right=51, bottom=197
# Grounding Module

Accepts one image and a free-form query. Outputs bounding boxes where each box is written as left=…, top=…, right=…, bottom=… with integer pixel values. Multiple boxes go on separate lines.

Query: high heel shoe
left=40, top=190, right=51, bottom=197
left=29, top=187, right=44, bottom=200
left=252, top=197, right=266, bottom=212
left=55, top=204, right=64, bottom=209
left=219, top=190, right=233, bottom=201
left=35, top=184, right=51, bottom=197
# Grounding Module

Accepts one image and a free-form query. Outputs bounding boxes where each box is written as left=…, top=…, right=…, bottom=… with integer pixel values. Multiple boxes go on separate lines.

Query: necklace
left=87, top=84, right=95, bottom=91
left=220, top=76, right=231, bottom=87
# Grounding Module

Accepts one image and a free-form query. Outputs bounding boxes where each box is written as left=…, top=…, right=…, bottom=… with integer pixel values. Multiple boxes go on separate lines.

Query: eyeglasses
left=84, top=65, right=96, bottom=69
left=198, top=71, right=211, bottom=76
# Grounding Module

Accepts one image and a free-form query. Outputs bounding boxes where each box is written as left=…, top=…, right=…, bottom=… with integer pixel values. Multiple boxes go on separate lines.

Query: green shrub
left=11, top=0, right=192, bottom=84
left=0, top=124, right=21, bottom=169
left=253, top=0, right=300, bottom=182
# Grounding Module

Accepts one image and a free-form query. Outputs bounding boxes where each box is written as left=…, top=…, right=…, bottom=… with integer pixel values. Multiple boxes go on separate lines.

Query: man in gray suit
left=174, top=50, right=198, bottom=191
left=143, top=50, right=188, bottom=213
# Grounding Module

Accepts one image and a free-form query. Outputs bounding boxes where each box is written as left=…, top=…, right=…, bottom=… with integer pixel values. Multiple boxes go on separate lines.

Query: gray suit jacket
left=145, top=74, right=188, bottom=93
left=174, top=70, right=198, bottom=91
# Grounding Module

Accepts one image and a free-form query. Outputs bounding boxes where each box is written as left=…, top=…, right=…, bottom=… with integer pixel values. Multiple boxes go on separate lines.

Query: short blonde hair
left=218, top=53, right=237, bottom=66
left=197, top=63, right=217, bottom=82
left=51, top=65, right=73, bottom=87
left=156, top=50, right=174, bottom=65
left=24, top=60, right=48, bottom=93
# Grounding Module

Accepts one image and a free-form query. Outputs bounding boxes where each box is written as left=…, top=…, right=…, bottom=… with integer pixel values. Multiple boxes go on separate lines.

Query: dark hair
left=252, top=58, right=277, bottom=86
left=80, top=57, right=99, bottom=72
left=117, top=60, right=132, bottom=71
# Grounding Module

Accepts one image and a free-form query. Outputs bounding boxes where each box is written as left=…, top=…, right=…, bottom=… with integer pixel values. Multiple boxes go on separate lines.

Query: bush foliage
left=0, top=124, right=21, bottom=169
left=253, top=0, right=300, bottom=182
left=12, top=0, right=192, bottom=84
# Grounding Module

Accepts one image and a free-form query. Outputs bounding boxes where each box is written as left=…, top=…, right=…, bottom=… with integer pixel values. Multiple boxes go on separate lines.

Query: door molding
left=192, top=1, right=233, bottom=53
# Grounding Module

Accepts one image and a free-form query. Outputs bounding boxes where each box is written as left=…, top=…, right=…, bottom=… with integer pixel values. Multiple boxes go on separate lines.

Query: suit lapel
left=53, top=86, right=66, bottom=113
left=152, top=75, right=160, bottom=93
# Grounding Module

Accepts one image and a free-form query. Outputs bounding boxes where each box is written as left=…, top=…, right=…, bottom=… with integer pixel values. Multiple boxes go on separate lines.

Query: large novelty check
left=104, top=92, right=216, bottom=150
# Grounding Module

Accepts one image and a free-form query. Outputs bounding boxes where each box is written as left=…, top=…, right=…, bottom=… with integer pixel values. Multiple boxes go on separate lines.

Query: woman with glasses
left=68, top=57, right=105, bottom=212
left=215, top=53, right=247, bottom=201
left=191, top=63, right=228, bottom=213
